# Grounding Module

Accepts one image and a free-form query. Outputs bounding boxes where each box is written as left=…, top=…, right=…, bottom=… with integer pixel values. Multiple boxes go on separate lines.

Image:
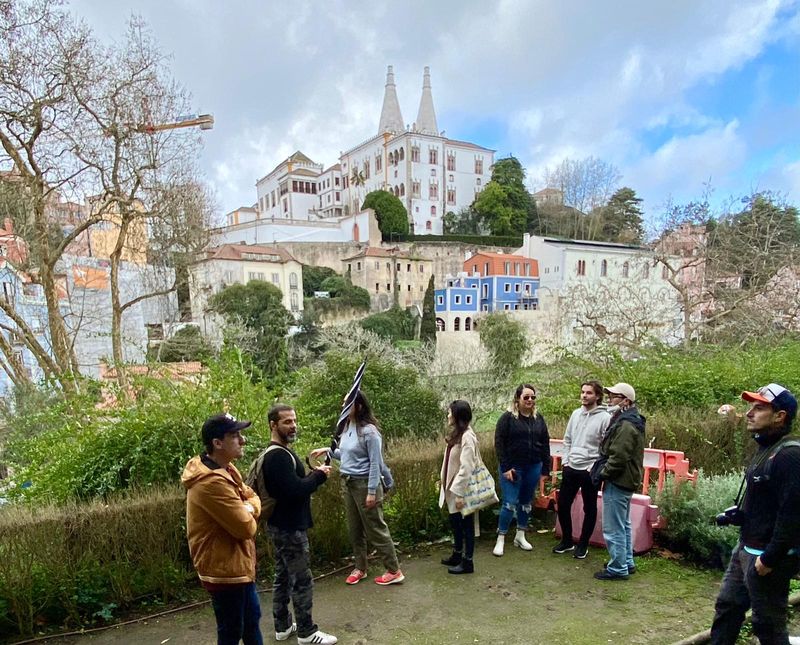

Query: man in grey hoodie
left=553, top=380, right=610, bottom=560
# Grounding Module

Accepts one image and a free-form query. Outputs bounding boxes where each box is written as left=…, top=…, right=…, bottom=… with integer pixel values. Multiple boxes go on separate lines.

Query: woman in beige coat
left=439, top=400, right=479, bottom=574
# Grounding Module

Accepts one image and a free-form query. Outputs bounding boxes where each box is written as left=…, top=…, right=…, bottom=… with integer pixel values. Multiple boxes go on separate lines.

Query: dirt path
left=40, top=531, right=723, bottom=645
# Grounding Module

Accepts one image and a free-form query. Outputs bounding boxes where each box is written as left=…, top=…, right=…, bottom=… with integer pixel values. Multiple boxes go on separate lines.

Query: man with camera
left=711, top=384, right=800, bottom=645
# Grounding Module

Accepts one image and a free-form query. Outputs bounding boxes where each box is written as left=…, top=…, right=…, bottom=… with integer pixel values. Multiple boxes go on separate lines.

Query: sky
left=69, top=0, right=800, bottom=226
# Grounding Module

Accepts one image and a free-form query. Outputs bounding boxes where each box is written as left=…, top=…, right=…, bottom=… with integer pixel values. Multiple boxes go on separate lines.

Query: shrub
left=154, top=326, right=214, bottom=363
left=656, top=471, right=742, bottom=568
left=0, top=487, right=190, bottom=638
left=479, top=312, right=528, bottom=373
left=394, top=233, right=524, bottom=247
left=5, top=349, right=278, bottom=503
left=360, top=306, right=416, bottom=342
left=0, top=434, right=501, bottom=639
left=362, top=190, right=409, bottom=238
left=291, top=351, right=443, bottom=447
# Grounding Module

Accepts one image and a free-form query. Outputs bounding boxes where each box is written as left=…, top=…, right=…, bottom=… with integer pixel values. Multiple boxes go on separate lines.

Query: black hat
left=202, top=413, right=252, bottom=445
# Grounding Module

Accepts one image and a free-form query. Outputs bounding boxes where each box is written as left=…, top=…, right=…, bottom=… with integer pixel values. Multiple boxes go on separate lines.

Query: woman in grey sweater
left=313, top=391, right=403, bottom=587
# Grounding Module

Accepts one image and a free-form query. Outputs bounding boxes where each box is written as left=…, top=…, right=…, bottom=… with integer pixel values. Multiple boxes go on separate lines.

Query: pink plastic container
left=555, top=490, right=660, bottom=554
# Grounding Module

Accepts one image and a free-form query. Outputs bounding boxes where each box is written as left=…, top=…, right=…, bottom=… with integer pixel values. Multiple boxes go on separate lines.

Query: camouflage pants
left=268, top=527, right=317, bottom=639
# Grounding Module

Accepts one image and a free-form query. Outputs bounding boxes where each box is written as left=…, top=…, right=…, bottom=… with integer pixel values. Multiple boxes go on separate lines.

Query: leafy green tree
left=293, top=351, right=443, bottom=443
left=599, top=187, right=645, bottom=243
left=317, top=274, right=371, bottom=309
left=360, top=307, right=416, bottom=342
left=478, top=312, right=528, bottom=373
left=362, top=189, right=409, bottom=238
left=443, top=208, right=477, bottom=234
left=472, top=156, right=537, bottom=236
left=420, top=276, right=437, bottom=343
left=155, top=326, right=214, bottom=363
left=302, top=265, right=337, bottom=297
left=208, top=280, right=293, bottom=378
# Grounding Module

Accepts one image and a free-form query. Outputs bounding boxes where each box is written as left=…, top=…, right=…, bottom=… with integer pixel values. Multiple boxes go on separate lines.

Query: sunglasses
left=521, top=395, right=536, bottom=401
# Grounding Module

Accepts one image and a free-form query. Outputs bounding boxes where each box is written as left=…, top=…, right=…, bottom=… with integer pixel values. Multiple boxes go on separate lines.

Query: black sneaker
left=594, top=569, right=629, bottom=581
left=605, top=562, right=636, bottom=575
left=573, top=544, right=588, bottom=559
left=552, top=541, right=575, bottom=554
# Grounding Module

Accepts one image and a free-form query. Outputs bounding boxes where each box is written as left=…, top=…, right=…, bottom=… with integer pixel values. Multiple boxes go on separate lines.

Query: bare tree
left=0, top=2, right=210, bottom=392
left=542, top=157, right=622, bottom=238
left=0, top=0, right=99, bottom=392
left=653, top=192, right=800, bottom=346
left=63, top=17, right=209, bottom=388
left=554, top=274, right=682, bottom=353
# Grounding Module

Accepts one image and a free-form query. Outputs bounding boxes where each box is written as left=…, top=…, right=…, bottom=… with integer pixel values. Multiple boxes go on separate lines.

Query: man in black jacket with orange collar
left=711, top=383, right=800, bottom=645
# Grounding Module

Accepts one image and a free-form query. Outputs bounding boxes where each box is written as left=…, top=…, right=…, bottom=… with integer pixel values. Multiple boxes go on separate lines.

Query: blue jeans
left=497, top=463, right=542, bottom=534
left=209, top=582, right=263, bottom=645
left=602, top=482, right=634, bottom=576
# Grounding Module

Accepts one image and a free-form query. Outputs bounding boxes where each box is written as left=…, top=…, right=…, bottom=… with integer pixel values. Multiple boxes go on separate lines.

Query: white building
left=340, top=66, right=494, bottom=235
left=218, top=66, right=494, bottom=242
left=517, top=234, right=684, bottom=349
left=188, top=243, right=304, bottom=342
left=212, top=209, right=381, bottom=247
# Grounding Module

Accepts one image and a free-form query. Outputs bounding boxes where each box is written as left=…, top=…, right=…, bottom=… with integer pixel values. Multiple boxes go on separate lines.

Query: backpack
left=245, top=444, right=294, bottom=523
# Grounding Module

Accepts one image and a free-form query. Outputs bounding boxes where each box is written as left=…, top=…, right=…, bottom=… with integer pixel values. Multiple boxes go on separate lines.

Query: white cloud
left=69, top=0, right=799, bottom=219
left=625, top=120, right=747, bottom=212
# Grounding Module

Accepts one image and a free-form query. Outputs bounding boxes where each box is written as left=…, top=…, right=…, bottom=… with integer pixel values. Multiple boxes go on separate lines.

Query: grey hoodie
left=563, top=406, right=611, bottom=471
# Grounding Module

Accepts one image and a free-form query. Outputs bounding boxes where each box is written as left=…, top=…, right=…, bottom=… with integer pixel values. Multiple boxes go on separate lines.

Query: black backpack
left=244, top=444, right=294, bottom=523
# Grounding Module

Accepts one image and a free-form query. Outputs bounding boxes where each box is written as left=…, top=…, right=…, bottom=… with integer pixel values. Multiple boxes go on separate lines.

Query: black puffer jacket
left=494, top=411, right=551, bottom=476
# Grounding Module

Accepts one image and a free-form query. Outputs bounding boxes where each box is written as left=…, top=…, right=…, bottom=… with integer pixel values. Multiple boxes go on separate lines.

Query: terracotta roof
left=342, top=246, right=422, bottom=261
left=323, top=163, right=342, bottom=173
left=445, top=138, right=494, bottom=152
left=205, top=243, right=297, bottom=263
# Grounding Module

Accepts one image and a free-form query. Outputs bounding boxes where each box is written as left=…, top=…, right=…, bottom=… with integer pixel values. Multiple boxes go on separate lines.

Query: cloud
left=69, top=0, right=800, bottom=219
left=625, top=121, right=748, bottom=212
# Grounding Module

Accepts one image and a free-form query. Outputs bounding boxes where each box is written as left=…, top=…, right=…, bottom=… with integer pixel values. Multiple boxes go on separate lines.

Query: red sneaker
left=345, top=569, right=366, bottom=585
left=374, top=569, right=405, bottom=585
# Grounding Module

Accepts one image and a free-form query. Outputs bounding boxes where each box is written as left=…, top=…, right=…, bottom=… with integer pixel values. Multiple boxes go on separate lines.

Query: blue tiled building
left=434, top=252, right=540, bottom=331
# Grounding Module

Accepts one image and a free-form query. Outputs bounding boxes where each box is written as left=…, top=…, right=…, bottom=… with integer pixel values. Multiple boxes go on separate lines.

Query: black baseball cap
left=202, top=413, right=252, bottom=444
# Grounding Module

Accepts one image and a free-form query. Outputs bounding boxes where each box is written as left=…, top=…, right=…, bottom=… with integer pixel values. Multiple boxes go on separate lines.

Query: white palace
left=226, top=66, right=495, bottom=236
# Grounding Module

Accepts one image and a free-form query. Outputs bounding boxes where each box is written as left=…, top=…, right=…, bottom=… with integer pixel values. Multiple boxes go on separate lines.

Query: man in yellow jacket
left=182, top=413, right=263, bottom=644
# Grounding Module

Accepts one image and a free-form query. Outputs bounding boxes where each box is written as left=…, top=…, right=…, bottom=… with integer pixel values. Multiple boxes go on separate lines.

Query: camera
left=715, top=505, right=744, bottom=527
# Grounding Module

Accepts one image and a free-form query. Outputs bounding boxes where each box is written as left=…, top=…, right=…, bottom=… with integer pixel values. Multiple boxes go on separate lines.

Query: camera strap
left=739, top=437, right=800, bottom=507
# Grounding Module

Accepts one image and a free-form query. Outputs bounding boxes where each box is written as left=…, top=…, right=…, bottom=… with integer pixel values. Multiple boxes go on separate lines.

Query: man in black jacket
left=262, top=404, right=338, bottom=645
left=711, top=383, right=800, bottom=645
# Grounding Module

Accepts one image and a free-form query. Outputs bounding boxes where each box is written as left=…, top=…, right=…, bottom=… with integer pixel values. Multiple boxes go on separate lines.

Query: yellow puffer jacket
left=181, top=456, right=262, bottom=585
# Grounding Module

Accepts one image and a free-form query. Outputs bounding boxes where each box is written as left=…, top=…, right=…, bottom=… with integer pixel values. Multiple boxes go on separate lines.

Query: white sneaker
left=276, top=623, right=296, bottom=641
left=514, top=530, right=533, bottom=551
left=298, top=629, right=338, bottom=644
left=493, top=534, right=505, bottom=557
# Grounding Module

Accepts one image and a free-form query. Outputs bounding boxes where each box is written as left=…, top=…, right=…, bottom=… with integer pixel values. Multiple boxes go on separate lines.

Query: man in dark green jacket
left=593, top=383, right=645, bottom=581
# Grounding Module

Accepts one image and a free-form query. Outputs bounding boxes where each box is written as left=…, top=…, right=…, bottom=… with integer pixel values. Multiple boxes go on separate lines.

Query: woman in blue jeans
left=493, top=383, right=551, bottom=556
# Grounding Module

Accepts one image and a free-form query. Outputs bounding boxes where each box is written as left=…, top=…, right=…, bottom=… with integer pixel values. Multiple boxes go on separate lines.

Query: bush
left=479, top=312, right=528, bottom=373
left=656, top=472, right=742, bottom=568
left=362, top=190, right=409, bottom=238
left=395, top=233, right=523, bottom=247
left=154, top=326, right=214, bottom=363
left=360, top=307, right=416, bottom=342
left=0, top=487, right=190, bottom=638
left=291, top=351, right=443, bottom=447
left=5, top=349, right=279, bottom=503
left=302, top=265, right=337, bottom=297
left=0, top=434, right=504, bottom=639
